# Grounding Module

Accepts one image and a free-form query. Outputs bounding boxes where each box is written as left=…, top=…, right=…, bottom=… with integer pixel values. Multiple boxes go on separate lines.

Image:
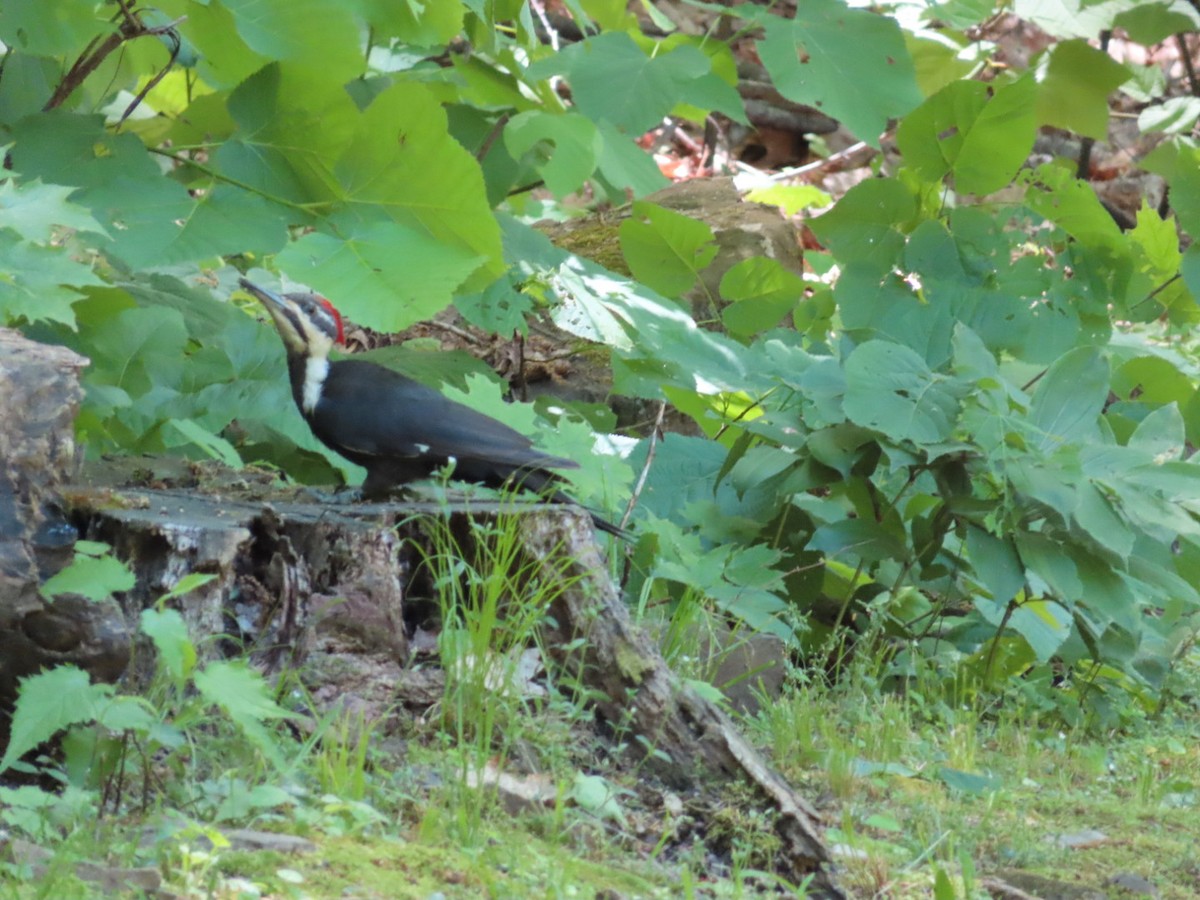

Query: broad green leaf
left=807, top=518, right=908, bottom=563
left=843, top=341, right=962, bottom=444
left=0, top=0, right=111, bottom=57
left=194, top=661, right=295, bottom=772
left=1128, top=403, right=1185, bottom=461
left=809, top=179, right=916, bottom=270
left=1073, top=482, right=1135, bottom=560
left=1034, top=40, right=1130, bottom=139
left=0, top=179, right=107, bottom=242
left=140, top=608, right=198, bottom=687
left=966, top=526, right=1024, bottom=604
left=1022, top=163, right=1124, bottom=253
left=897, top=77, right=1037, bottom=195
left=937, top=766, right=1002, bottom=794
left=1028, top=346, right=1108, bottom=450
left=0, top=231, right=103, bottom=326
left=160, top=188, right=290, bottom=265
left=0, top=667, right=110, bottom=774
left=1013, top=0, right=1121, bottom=38
left=1017, top=532, right=1082, bottom=602
left=719, top=257, right=804, bottom=337
left=8, top=113, right=240, bottom=267
left=743, top=185, right=831, bottom=217
left=503, top=112, right=601, bottom=198
left=753, top=0, right=922, bottom=146
left=40, top=547, right=135, bottom=602
left=1114, top=1, right=1199, bottom=45
left=166, top=418, right=244, bottom=467
left=278, top=218, right=485, bottom=331
left=1139, top=96, right=1200, bottom=135
left=455, top=273, right=534, bottom=336
left=334, top=82, right=503, bottom=284
left=223, top=0, right=363, bottom=82
left=594, top=121, right=669, bottom=196
left=531, top=33, right=714, bottom=134
left=355, top=0, right=464, bottom=46
left=619, top=202, right=717, bottom=299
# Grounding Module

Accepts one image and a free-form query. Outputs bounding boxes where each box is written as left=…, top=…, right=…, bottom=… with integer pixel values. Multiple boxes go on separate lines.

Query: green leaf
left=40, top=547, right=135, bottom=602
left=333, top=82, right=503, bottom=285
left=1073, top=482, right=1135, bottom=560
left=808, top=178, right=916, bottom=270
left=357, top=0, right=464, bottom=46
left=719, top=257, right=804, bottom=337
left=807, top=518, right=908, bottom=563
left=1139, top=96, right=1200, bottom=135
left=166, top=418, right=244, bottom=467
left=455, top=273, right=534, bottom=336
left=503, top=112, right=600, bottom=198
left=141, top=608, right=198, bottom=688
left=1128, top=402, right=1184, bottom=461
left=897, top=77, right=1037, bottom=194
left=1114, top=2, right=1200, bottom=44
left=966, top=526, right=1024, bottom=605
left=532, top=33, right=714, bottom=134
left=753, top=0, right=922, bottom=147
left=0, top=667, right=110, bottom=774
left=1028, top=346, right=1108, bottom=450
left=194, top=661, right=295, bottom=772
left=594, top=122, right=669, bottom=196
left=938, top=765, right=1001, bottom=794
left=1033, top=40, right=1130, bottom=140
left=223, top=0, right=364, bottom=82
left=278, top=217, right=485, bottom=332
left=1022, top=163, right=1124, bottom=252
left=619, top=202, right=718, bottom=299
left=0, top=231, right=103, bottom=326
left=1013, top=0, right=1121, bottom=38
left=0, top=0, right=112, bottom=56
left=0, top=178, right=108, bottom=242
left=843, top=341, right=962, bottom=444
left=570, top=772, right=628, bottom=827
left=743, top=185, right=831, bottom=217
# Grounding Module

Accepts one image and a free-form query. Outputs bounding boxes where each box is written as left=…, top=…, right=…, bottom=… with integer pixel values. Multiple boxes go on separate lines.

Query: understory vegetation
left=2, top=0, right=1200, bottom=895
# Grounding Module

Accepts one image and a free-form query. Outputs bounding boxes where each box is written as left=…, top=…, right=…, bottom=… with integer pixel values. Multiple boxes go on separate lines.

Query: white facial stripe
left=302, top=356, right=329, bottom=413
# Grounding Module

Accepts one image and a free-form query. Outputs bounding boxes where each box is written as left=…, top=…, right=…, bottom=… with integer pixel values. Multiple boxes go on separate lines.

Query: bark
left=58, top=470, right=840, bottom=895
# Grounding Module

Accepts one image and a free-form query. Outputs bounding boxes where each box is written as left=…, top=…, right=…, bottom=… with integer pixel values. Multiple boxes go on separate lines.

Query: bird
left=238, top=278, right=625, bottom=536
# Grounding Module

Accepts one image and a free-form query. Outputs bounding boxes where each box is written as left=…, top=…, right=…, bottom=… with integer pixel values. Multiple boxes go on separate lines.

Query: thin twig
left=737, top=140, right=873, bottom=184
left=118, top=19, right=186, bottom=126
left=620, top=400, right=667, bottom=531
left=1178, top=32, right=1200, bottom=96
left=474, top=112, right=511, bottom=163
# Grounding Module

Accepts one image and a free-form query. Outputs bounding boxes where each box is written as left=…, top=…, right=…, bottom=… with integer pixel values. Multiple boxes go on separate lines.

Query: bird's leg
left=296, top=484, right=361, bottom=504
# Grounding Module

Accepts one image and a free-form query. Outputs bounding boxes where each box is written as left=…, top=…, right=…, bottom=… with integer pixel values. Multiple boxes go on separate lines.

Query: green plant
left=3, top=0, right=1199, bottom=732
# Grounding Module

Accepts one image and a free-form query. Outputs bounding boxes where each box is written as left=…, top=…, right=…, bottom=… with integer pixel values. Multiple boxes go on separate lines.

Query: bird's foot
left=297, top=484, right=362, bottom=504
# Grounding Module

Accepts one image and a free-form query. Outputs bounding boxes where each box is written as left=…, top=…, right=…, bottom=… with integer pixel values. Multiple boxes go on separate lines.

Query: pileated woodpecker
left=239, top=278, right=623, bottom=536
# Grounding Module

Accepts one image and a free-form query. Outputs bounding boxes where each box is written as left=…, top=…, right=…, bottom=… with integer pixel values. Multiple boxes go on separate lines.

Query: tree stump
left=0, top=330, right=130, bottom=717
left=60, top=464, right=841, bottom=897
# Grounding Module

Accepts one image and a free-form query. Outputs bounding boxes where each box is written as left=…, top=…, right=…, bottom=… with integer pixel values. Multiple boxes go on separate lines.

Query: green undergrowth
left=748, top=657, right=1200, bottom=899
left=4, top=510, right=1197, bottom=899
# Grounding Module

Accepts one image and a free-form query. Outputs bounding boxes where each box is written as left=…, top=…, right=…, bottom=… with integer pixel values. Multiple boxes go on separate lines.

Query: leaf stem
left=148, top=147, right=331, bottom=216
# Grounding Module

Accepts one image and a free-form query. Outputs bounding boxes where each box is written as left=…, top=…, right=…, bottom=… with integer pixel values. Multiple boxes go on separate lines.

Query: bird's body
left=240, top=278, right=622, bottom=535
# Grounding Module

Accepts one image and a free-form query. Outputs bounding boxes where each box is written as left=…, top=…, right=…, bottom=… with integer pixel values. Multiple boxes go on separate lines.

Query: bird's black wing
left=313, top=360, right=577, bottom=472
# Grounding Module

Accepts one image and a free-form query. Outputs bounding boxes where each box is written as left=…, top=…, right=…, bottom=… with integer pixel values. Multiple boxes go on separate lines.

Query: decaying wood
left=0, top=330, right=130, bottom=715
left=62, top=476, right=841, bottom=896
left=520, top=512, right=840, bottom=896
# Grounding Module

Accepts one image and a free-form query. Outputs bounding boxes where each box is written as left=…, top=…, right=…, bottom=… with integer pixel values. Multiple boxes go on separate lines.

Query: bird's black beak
left=239, top=278, right=286, bottom=310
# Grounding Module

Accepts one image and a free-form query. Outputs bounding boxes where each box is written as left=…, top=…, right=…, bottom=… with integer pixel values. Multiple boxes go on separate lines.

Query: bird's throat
left=301, top=356, right=329, bottom=414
